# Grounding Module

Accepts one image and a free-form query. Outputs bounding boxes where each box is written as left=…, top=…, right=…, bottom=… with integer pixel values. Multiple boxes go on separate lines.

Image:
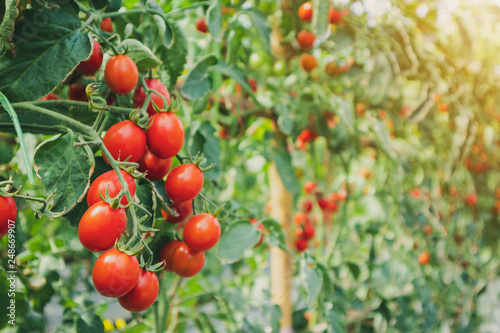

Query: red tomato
left=294, top=212, right=306, bottom=225
left=164, top=164, right=203, bottom=202
left=133, top=78, right=171, bottom=116
left=159, top=240, right=182, bottom=272
left=100, top=17, right=113, bottom=33
left=424, top=225, right=432, bottom=236
left=297, top=30, right=315, bottom=49
left=410, top=188, right=422, bottom=199
left=75, top=38, right=103, bottom=75
left=78, top=201, right=126, bottom=252
left=170, top=242, right=205, bottom=278
left=295, top=238, right=308, bottom=252
left=302, top=199, right=313, bottom=212
left=87, top=169, right=136, bottom=207
left=105, top=54, right=138, bottom=94
left=418, top=251, right=430, bottom=265
left=39, top=93, right=60, bottom=101
left=146, top=112, right=185, bottom=159
left=103, top=120, right=146, bottom=163
left=465, top=193, right=477, bottom=207
left=304, top=180, right=317, bottom=194
left=303, top=223, right=315, bottom=240
left=329, top=8, right=342, bottom=24
left=0, top=196, right=17, bottom=239
left=138, top=147, right=172, bottom=181
left=161, top=200, right=193, bottom=224
left=183, top=213, right=221, bottom=252
left=68, top=84, right=88, bottom=102
left=298, top=1, right=313, bottom=21
left=118, top=270, right=159, bottom=312
left=300, top=53, right=317, bottom=72
left=92, top=248, right=140, bottom=297
left=196, top=18, right=208, bottom=33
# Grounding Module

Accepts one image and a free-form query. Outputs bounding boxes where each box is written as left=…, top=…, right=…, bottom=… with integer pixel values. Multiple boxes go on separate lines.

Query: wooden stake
left=268, top=162, right=293, bottom=332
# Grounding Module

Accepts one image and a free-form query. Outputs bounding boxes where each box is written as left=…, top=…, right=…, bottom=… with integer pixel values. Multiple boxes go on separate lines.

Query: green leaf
left=275, top=104, right=293, bottom=136
left=0, top=1, right=92, bottom=102
left=0, top=0, right=16, bottom=53
left=216, top=221, right=260, bottom=263
left=157, top=21, right=186, bottom=88
left=33, top=131, right=94, bottom=213
left=120, top=39, right=162, bottom=71
left=301, top=256, right=323, bottom=308
left=261, top=219, right=286, bottom=247
left=346, top=262, right=360, bottom=280
left=244, top=9, right=271, bottom=53
left=211, top=61, right=257, bottom=102
left=366, top=53, right=393, bottom=106
left=75, top=314, right=105, bottom=333
left=271, top=304, right=281, bottom=332
left=312, top=0, right=330, bottom=39
left=181, top=54, right=218, bottom=100
left=206, top=2, right=222, bottom=42
left=124, top=323, right=153, bottom=333
left=135, top=179, right=155, bottom=226
left=188, top=121, right=221, bottom=180
left=272, top=147, right=300, bottom=194
left=328, top=307, right=345, bottom=333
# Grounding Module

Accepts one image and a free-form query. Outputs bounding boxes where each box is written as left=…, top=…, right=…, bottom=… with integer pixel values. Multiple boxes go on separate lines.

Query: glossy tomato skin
left=92, top=248, right=140, bottom=298
left=105, top=55, right=138, bottom=95
left=297, top=30, right=315, bottom=49
left=146, top=112, right=184, bottom=159
left=298, top=1, right=313, bottom=21
left=328, top=8, right=342, bottom=24
left=118, top=270, right=159, bottom=312
left=196, top=18, right=208, bottom=33
left=75, top=39, right=103, bottom=75
left=171, top=242, right=205, bottom=278
left=0, top=196, right=17, bottom=239
left=103, top=120, right=146, bottom=163
left=138, top=147, right=172, bottom=181
left=158, top=240, right=182, bottom=272
left=164, top=164, right=203, bottom=202
left=133, top=79, right=171, bottom=116
left=183, top=213, right=221, bottom=252
left=100, top=17, right=113, bottom=32
left=161, top=200, right=193, bottom=224
left=78, top=202, right=126, bottom=252
left=68, top=84, right=88, bottom=102
left=87, top=169, right=136, bottom=207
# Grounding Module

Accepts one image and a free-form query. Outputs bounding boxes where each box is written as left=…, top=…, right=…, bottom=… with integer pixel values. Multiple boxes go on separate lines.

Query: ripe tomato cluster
left=293, top=210, right=315, bottom=252
left=296, top=129, right=318, bottom=150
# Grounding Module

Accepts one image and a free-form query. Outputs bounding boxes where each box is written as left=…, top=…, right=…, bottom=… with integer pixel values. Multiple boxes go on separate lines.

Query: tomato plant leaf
left=271, top=305, right=281, bottom=332
left=181, top=54, right=218, bottom=100
left=328, top=307, right=345, bottom=333
left=366, top=53, right=393, bottom=106
left=0, top=0, right=16, bottom=53
left=312, top=0, right=330, bottom=39
left=157, top=21, right=187, bottom=88
left=120, top=39, right=162, bottom=72
left=124, top=323, right=154, bottom=333
left=75, top=313, right=105, bottom=333
left=135, top=179, right=156, bottom=227
left=211, top=60, right=259, bottom=104
left=0, top=1, right=92, bottom=102
left=301, top=256, right=323, bottom=308
left=216, top=220, right=260, bottom=264
left=261, top=219, right=286, bottom=248
left=188, top=121, right=221, bottom=180
left=244, top=9, right=271, bottom=53
left=33, top=131, right=94, bottom=214
left=207, top=2, right=223, bottom=42
left=272, top=147, right=300, bottom=194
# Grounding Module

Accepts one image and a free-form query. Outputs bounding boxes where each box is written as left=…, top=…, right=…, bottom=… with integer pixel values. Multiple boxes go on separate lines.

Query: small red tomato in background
left=0, top=196, right=17, bottom=239
left=304, top=181, right=317, bottom=194
left=418, top=251, right=430, bottom=265
left=78, top=201, right=126, bottom=252
left=235, top=78, right=258, bottom=94
left=133, top=78, right=171, bottom=116
left=105, top=54, right=139, bottom=95
left=410, top=188, right=422, bottom=199
left=138, top=147, right=172, bottom=181
left=196, top=18, right=208, bottom=33
left=302, top=199, right=313, bottom=213
left=68, top=84, right=88, bottom=102
left=465, top=193, right=477, bottom=207
left=294, top=212, right=306, bottom=225
left=424, top=225, right=432, bottom=236
left=39, top=93, right=60, bottom=101
left=87, top=169, right=136, bottom=207
left=297, top=30, right=315, bottom=49
left=146, top=112, right=185, bottom=159
left=165, top=164, right=203, bottom=202
left=161, top=200, right=193, bottom=224
left=300, top=53, right=317, bottom=72
left=118, top=270, right=159, bottom=312
left=103, top=120, right=146, bottom=163
left=329, top=8, right=342, bottom=24
left=183, top=213, right=221, bottom=252
left=100, top=17, right=113, bottom=33
left=298, top=1, right=313, bottom=21
left=303, top=223, right=315, bottom=240
left=75, top=38, right=103, bottom=75
left=92, top=248, right=140, bottom=298
left=295, top=238, right=308, bottom=252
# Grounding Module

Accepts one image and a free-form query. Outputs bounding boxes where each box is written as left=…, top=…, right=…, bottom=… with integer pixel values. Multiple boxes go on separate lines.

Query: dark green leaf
left=216, top=221, right=260, bottom=263
left=302, top=256, right=323, bottom=307
left=272, top=147, right=300, bottom=194
left=157, top=22, right=186, bottom=88
left=33, top=132, right=94, bottom=213
left=180, top=54, right=218, bottom=100
left=329, top=307, right=345, bottom=333
left=261, top=219, right=286, bottom=248
left=120, top=39, right=162, bottom=71
left=206, top=2, right=222, bottom=41
left=75, top=314, right=105, bottom=333
left=346, top=262, right=360, bottom=280
left=188, top=121, right=220, bottom=180
left=0, top=2, right=92, bottom=102
left=245, top=9, right=271, bottom=53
